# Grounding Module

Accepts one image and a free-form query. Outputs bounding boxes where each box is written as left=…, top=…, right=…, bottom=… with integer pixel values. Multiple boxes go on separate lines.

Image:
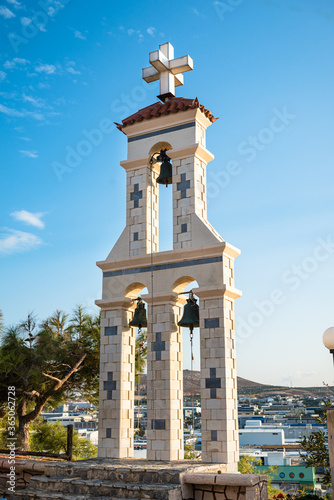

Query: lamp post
left=322, top=327, right=334, bottom=496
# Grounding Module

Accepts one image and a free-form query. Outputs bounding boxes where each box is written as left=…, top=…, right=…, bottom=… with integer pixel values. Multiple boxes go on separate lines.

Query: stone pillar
left=144, top=292, right=184, bottom=461
left=195, top=288, right=239, bottom=470
left=98, top=298, right=135, bottom=458
left=126, top=165, right=159, bottom=257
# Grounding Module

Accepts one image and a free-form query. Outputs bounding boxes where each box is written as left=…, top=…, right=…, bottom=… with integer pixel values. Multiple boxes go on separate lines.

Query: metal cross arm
left=142, top=42, right=193, bottom=100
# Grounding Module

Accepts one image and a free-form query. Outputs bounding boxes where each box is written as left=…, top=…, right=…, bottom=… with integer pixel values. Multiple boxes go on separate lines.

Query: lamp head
left=323, top=327, right=334, bottom=351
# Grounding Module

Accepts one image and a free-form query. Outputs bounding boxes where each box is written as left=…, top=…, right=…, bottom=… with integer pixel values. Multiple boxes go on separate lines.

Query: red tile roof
left=115, top=97, right=217, bottom=132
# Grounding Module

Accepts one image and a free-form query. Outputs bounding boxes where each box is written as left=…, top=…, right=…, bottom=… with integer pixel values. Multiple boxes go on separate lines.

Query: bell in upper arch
left=156, top=149, right=172, bottom=187
left=129, top=297, right=147, bottom=329
left=178, top=292, right=200, bottom=330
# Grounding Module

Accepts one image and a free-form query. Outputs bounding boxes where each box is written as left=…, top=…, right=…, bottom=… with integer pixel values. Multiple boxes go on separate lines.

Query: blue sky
left=0, top=0, right=333, bottom=387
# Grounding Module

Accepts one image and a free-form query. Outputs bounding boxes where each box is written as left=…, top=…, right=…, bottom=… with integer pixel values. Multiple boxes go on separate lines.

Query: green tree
left=135, top=329, right=147, bottom=383
left=0, top=306, right=100, bottom=450
left=30, top=419, right=97, bottom=460
left=300, top=398, right=332, bottom=487
left=238, top=455, right=281, bottom=498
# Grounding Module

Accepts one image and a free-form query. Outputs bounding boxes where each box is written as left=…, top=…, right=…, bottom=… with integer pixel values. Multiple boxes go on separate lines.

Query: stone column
left=195, top=288, right=239, bottom=470
left=98, top=298, right=135, bottom=458
left=126, top=165, right=159, bottom=257
left=144, top=292, right=184, bottom=461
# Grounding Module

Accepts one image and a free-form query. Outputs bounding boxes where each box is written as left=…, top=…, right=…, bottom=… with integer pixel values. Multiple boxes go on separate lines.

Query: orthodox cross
left=142, top=42, right=193, bottom=100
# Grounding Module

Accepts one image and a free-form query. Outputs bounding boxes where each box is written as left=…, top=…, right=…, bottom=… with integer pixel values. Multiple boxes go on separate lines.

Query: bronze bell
left=156, top=149, right=172, bottom=187
left=129, top=297, right=147, bottom=329
left=178, top=292, right=199, bottom=329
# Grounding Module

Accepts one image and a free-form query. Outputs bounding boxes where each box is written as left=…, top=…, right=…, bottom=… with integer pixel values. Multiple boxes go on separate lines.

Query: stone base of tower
left=96, top=242, right=241, bottom=465
left=1, top=458, right=268, bottom=500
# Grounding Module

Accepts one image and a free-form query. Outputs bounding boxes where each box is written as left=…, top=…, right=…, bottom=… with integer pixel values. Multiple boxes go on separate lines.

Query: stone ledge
left=183, top=472, right=267, bottom=487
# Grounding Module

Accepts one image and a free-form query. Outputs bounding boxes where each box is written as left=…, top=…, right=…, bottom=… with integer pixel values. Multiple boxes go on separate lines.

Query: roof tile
left=115, top=97, right=217, bottom=132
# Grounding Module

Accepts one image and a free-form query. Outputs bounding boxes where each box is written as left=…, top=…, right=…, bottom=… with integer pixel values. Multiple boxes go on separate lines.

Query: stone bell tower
left=96, top=43, right=241, bottom=469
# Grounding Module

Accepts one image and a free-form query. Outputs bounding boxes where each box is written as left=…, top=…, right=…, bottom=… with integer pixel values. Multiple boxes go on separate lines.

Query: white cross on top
left=142, top=42, right=193, bottom=100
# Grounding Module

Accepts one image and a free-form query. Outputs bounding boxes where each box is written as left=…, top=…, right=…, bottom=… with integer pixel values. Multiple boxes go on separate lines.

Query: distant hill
left=136, top=370, right=334, bottom=398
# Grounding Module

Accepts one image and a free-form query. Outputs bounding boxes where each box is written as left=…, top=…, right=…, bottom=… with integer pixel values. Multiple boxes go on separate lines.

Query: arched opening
left=172, top=276, right=201, bottom=455
left=125, top=283, right=148, bottom=457
left=149, top=142, right=173, bottom=252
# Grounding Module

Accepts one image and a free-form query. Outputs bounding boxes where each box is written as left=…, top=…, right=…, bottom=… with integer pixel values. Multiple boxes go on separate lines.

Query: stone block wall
left=146, top=294, right=184, bottom=461
left=98, top=302, right=135, bottom=458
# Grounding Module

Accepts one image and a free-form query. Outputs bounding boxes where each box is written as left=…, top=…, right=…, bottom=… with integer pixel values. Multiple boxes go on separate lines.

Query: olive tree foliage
left=30, top=419, right=97, bottom=460
left=300, top=399, right=333, bottom=486
left=0, top=306, right=100, bottom=450
left=135, top=329, right=147, bottom=383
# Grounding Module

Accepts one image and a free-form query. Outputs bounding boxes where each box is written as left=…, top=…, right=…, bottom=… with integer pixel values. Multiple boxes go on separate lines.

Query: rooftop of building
left=115, top=97, right=217, bottom=132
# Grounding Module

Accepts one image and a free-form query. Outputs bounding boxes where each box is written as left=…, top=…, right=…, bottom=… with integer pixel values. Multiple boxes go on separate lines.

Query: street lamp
left=323, top=327, right=334, bottom=364
left=322, top=326, right=334, bottom=497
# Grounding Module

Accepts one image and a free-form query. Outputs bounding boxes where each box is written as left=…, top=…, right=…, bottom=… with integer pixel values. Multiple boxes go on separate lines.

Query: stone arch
left=149, top=141, right=172, bottom=158
left=172, top=276, right=198, bottom=294
left=124, top=282, right=149, bottom=299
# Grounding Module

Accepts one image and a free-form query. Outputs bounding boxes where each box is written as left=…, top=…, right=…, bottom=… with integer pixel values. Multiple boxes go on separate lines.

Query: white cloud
left=0, top=104, right=44, bottom=121
left=20, top=136, right=31, bottom=141
left=74, top=30, right=86, bottom=40
left=7, top=0, right=23, bottom=8
left=22, top=94, right=46, bottom=107
left=20, top=150, right=39, bottom=158
left=11, top=210, right=45, bottom=229
left=67, top=66, right=81, bottom=75
left=0, top=229, right=42, bottom=255
left=127, top=28, right=144, bottom=42
left=35, top=64, right=56, bottom=74
left=20, top=16, right=31, bottom=25
left=147, top=27, right=156, bottom=37
left=0, top=5, right=15, bottom=17
left=0, top=103, right=25, bottom=117
left=3, top=57, right=29, bottom=69
left=0, top=71, right=6, bottom=81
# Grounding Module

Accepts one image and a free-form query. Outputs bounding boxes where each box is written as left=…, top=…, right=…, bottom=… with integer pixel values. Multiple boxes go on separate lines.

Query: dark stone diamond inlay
left=104, top=372, right=116, bottom=399
left=205, top=318, right=220, bottom=329
left=106, top=428, right=111, bottom=438
left=152, top=419, right=166, bottom=430
left=206, top=367, right=221, bottom=396
left=181, top=223, right=187, bottom=233
left=153, top=332, right=165, bottom=360
left=130, top=183, right=143, bottom=209
left=211, top=430, right=218, bottom=441
left=177, top=173, right=190, bottom=199
left=105, top=326, right=117, bottom=336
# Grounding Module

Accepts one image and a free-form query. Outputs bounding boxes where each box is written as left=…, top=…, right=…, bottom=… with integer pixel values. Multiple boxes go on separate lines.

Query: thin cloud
left=67, top=66, right=81, bottom=75
left=20, top=150, right=39, bottom=158
left=147, top=27, right=156, bottom=37
left=74, top=30, right=86, bottom=40
left=0, top=104, right=44, bottom=121
left=3, top=58, right=29, bottom=69
left=0, top=5, right=15, bottom=17
left=0, top=103, right=25, bottom=117
left=0, top=229, right=42, bottom=255
left=127, top=28, right=144, bottom=42
left=7, top=0, right=23, bottom=8
left=0, top=71, right=6, bottom=82
left=35, top=64, right=56, bottom=74
left=20, top=16, right=31, bottom=25
left=11, top=210, right=45, bottom=229
left=22, top=94, right=46, bottom=108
